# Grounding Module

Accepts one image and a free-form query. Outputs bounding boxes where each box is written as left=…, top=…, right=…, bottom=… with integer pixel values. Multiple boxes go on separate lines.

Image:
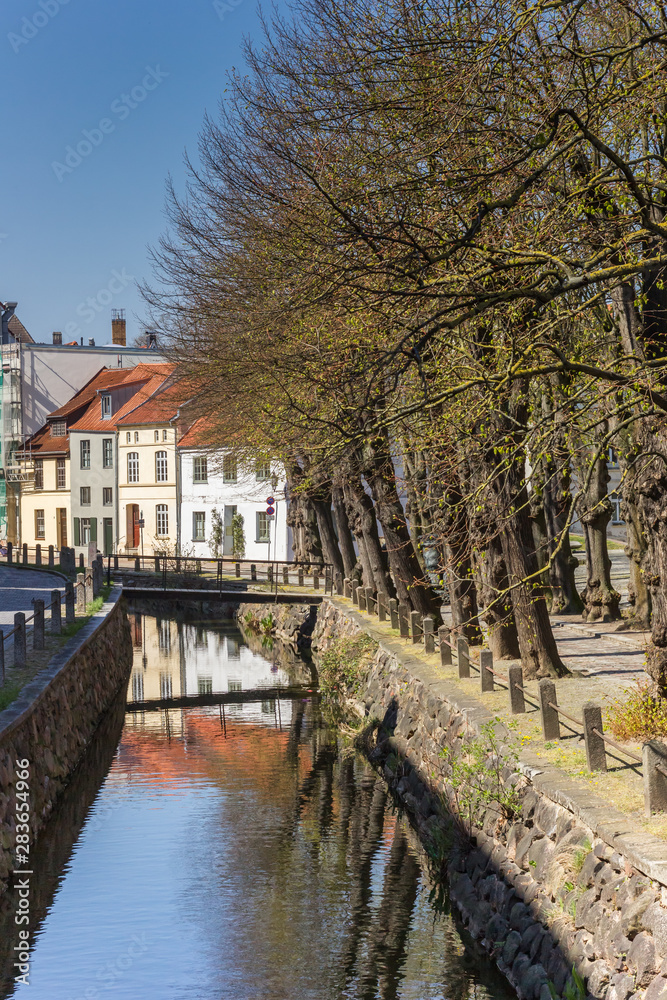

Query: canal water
left=0, top=610, right=515, bottom=1000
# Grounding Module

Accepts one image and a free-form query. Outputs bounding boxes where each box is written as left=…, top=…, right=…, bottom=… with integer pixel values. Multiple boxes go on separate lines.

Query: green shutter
left=73, top=518, right=80, bottom=546
left=90, top=518, right=97, bottom=542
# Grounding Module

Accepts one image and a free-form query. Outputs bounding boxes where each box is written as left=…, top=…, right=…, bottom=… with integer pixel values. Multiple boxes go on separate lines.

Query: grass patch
left=607, top=680, right=667, bottom=741
left=318, top=633, right=378, bottom=700
left=0, top=683, right=20, bottom=712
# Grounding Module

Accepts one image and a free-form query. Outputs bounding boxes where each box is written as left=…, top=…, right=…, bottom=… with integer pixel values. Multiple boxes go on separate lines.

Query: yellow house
left=17, top=418, right=71, bottom=550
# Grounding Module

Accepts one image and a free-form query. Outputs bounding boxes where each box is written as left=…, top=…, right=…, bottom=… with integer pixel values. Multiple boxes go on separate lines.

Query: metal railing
left=342, top=576, right=667, bottom=818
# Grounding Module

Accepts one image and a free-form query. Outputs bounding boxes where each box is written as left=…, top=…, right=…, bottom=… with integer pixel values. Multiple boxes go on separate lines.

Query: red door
left=133, top=508, right=140, bottom=548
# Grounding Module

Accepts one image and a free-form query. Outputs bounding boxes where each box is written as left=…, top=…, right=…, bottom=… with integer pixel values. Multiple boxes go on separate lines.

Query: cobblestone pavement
left=551, top=619, right=648, bottom=685
left=0, top=566, right=65, bottom=629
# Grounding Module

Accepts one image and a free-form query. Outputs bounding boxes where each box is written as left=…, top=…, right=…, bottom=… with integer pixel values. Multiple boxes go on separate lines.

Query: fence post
left=113, top=554, right=119, bottom=571
left=65, top=580, right=75, bottom=623
left=268, top=565, right=274, bottom=586
left=343, top=578, right=351, bottom=599
left=251, top=564, right=257, bottom=582
left=358, top=588, right=367, bottom=612
left=283, top=566, right=289, bottom=586
left=582, top=702, right=607, bottom=772
left=438, top=626, right=452, bottom=666
left=410, top=611, right=423, bottom=643
left=0, top=632, right=4, bottom=685
left=365, top=587, right=375, bottom=614
left=235, top=562, right=241, bottom=578
left=456, top=637, right=470, bottom=678
left=378, top=592, right=387, bottom=622
left=51, top=590, right=62, bottom=634
left=423, top=617, right=435, bottom=653
left=480, top=650, right=494, bottom=692
left=134, top=556, right=140, bottom=571
left=22, top=543, right=28, bottom=564
left=335, top=572, right=343, bottom=596
left=14, top=613, right=26, bottom=668
left=35, top=544, right=42, bottom=566
left=79, top=553, right=84, bottom=570
left=48, top=544, right=54, bottom=568
left=298, top=568, right=304, bottom=587
left=508, top=664, right=525, bottom=714
left=389, top=598, right=399, bottom=630
left=7, top=542, right=12, bottom=564
left=538, top=678, right=560, bottom=740
left=398, top=604, right=409, bottom=638
left=33, top=599, right=45, bottom=650
left=85, top=568, right=94, bottom=606
left=643, top=741, right=667, bottom=816
left=76, top=573, right=85, bottom=613
left=154, top=556, right=160, bottom=573
left=313, top=571, right=320, bottom=590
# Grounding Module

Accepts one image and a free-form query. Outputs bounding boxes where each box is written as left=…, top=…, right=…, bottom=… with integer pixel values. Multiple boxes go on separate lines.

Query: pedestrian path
left=0, top=566, right=64, bottom=629
left=550, top=617, right=647, bottom=686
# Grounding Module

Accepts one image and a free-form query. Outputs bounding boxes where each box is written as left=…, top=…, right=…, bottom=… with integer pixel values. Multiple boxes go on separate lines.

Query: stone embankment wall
left=312, top=599, right=667, bottom=1000
left=238, top=603, right=318, bottom=648
left=0, top=589, right=132, bottom=897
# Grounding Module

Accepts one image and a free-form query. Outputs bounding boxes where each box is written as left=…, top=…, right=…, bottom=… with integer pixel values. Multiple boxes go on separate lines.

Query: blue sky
left=2, top=0, right=274, bottom=345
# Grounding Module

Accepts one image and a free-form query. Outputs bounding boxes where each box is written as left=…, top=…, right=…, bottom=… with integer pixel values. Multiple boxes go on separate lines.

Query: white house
left=178, top=419, right=290, bottom=562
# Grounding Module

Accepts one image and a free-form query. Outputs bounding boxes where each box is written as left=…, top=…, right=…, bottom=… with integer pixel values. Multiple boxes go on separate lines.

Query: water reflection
left=0, top=611, right=515, bottom=1000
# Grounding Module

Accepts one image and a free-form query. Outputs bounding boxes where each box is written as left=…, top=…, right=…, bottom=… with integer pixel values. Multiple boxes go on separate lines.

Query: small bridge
left=125, top=684, right=316, bottom=713
left=121, top=586, right=324, bottom=604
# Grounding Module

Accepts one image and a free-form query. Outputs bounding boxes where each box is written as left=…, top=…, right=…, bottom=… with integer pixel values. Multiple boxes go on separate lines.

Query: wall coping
left=0, top=586, right=124, bottom=744
left=321, top=597, right=667, bottom=888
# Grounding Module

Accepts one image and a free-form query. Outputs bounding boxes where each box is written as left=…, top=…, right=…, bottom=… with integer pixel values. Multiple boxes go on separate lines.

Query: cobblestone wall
left=312, top=599, right=667, bottom=1000
left=238, top=602, right=318, bottom=648
left=0, top=591, right=132, bottom=897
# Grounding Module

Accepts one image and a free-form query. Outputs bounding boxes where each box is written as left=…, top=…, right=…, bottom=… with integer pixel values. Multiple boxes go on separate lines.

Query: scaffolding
left=0, top=345, right=32, bottom=539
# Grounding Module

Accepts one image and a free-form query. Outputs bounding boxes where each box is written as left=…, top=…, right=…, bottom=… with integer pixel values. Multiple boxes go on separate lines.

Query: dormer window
left=51, top=419, right=66, bottom=437
left=101, top=394, right=111, bottom=419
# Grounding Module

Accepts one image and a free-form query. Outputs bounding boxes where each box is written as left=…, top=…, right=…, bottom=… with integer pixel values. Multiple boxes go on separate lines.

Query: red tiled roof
left=18, top=423, right=70, bottom=457
left=116, top=376, right=194, bottom=427
left=68, top=364, right=176, bottom=433
left=177, top=417, right=215, bottom=449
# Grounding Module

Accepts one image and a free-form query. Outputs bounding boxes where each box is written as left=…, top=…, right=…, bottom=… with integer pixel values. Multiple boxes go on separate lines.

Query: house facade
left=17, top=428, right=70, bottom=551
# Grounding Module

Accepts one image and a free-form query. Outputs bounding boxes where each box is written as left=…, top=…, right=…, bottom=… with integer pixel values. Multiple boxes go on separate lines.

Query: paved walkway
left=0, top=566, right=65, bottom=629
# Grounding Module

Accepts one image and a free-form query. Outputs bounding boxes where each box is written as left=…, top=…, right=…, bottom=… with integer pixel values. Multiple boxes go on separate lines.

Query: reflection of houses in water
left=126, top=612, right=294, bottom=711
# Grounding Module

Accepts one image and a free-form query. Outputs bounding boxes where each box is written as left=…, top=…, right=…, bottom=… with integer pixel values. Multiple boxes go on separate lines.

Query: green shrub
left=317, top=634, right=378, bottom=700
left=607, top=680, right=667, bottom=741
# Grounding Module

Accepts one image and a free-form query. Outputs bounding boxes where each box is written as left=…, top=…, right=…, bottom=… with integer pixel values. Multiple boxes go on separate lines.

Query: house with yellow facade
left=17, top=420, right=70, bottom=550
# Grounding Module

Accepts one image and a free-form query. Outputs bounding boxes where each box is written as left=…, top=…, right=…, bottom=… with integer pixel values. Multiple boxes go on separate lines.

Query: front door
left=57, top=508, right=67, bottom=549
left=223, top=505, right=237, bottom=556
left=103, top=518, right=113, bottom=556
left=126, top=504, right=140, bottom=549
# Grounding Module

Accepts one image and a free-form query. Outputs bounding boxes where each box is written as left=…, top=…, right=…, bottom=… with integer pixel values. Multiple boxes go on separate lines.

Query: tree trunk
left=343, top=475, right=395, bottom=598
left=475, top=532, right=521, bottom=659
left=442, top=478, right=482, bottom=644
left=285, top=463, right=323, bottom=564
left=542, top=456, right=583, bottom=615
left=575, top=453, right=621, bottom=622
left=622, top=499, right=651, bottom=627
left=332, top=485, right=358, bottom=579
left=312, top=488, right=345, bottom=579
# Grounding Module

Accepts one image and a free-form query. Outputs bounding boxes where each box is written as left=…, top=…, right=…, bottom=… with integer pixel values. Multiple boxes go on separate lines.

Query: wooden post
left=268, top=565, right=274, bottom=586
left=389, top=598, right=399, bottom=630
left=235, top=562, right=241, bottom=578
left=154, top=556, right=160, bottom=573
left=410, top=611, right=423, bottom=643
left=85, top=569, right=94, bottom=605
left=365, top=587, right=375, bottom=614
left=508, top=664, right=525, bottom=714
left=438, top=626, right=452, bottom=666
left=343, top=578, right=351, bottom=599
left=33, top=599, right=45, bottom=650
left=358, top=588, right=367, bottom=612
left=14, top=613, right=26, bottom=668
left=378, top=592, right=387, bottom=622
left=113, top=554, right=119, bottom=570
left=251, top=564, right=257, bottom=582
left=22, top=543, right=28, bottom=564
left=51, top=590, right=62, bottom=634
left=79, top=552, right=84, bottom=570
left=398, top=604, right=409, bottom=638
left=7, top=541, right=12, bottom=564
left=65, top=580, right=75, bottom=623
left=480, top=650, right=494, bottom=692
left=298, top=568, right=304, bottom=587
left=335, top=572, right=343, bottom=596
left=352, top=583, right=359, bottom=606
left=35, top=544, right=42, bottom=566
left=48, top=544, right=54, bottom=568
left=423, top=617, right=435, bottom=653
left=76, top=573, right=85, bottom=613
left=313, top=571, right=320, bottom=590
left=583, top=702, right=607, bottom=772
left=643, top=741, right=667, bottom=816
left=283, top=566, right=289, bottom=586
left=538, top=678, right=560, bottom=740
left=456, top=637, right=470, bottom=678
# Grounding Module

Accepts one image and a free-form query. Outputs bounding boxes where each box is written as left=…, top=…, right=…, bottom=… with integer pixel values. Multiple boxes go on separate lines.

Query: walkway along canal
left=0, top=605, right=515, bottom=1000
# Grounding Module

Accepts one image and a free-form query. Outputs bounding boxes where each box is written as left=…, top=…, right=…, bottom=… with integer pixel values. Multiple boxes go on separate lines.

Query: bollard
left=113, top=554, right=119, bottom=571
left=644, top=741, right=667, bottom=816
left=352, top=582, right=359, bottom=606
left=134, top=556, right=140, bottom=571
left=283, top=566, right=289, bottom=586
left=389, top=598, right=399, bottom=630
left=0, top=632, right=4, bottom=684
left=378, top=592, right=387, bottom=623
left=358, top=588, right=367, bottom=612
left=6, top=542, right=12, bottom=564
left=235, top=562, right=241, bottom=578
left=65, top=580, right=75, bottom=623
left=410, top=611, right=423, bottom=644
left=538, top=679, right=560, bottom=740
left=398, top=604, right=410, bottom=638
left=456, top=637, right=470, bottom=678
left=438, top=626, right=452, bottom=666
left=79, top=553, right=84, bottom=570
left=92, top=561, right=100, bottom=598
left=344, top=578, right=351, bottom=599
left=22, top=543, right=28, bottom=564
left=268, top=565, right=274, bottom=585
left=250, top=564, right=257, bottom=582
left=582, top=702, right=607, bottom=772
left=480, top=650, right=494, bottom=692
left=35, top=544, right=42, bottom=566
left=14, top=613, right=26, bottom=668
left=76, top=573, right=85, bottom=613
left=48, top=544, right=54, bottom=568
left=32, top=599, right=45, bottom=650
left=154, top=556, right=160, bottom=573
left=298, top=568, right=304, bottom=587
left=423, top=617, right=435, bottom=653
left=508, top=664, right=525, bottom=714
left=365, top=587, right=375, bottom=614
left=313, top=572, right=320, bottom=590
left=335, top=572, right=343, bottom=596
left=50, top=590, right=62, bottom=634
left=85, top=569, right=94, bottom=606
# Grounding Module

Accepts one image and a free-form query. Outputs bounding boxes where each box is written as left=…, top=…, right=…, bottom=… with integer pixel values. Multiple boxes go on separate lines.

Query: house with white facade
left=178, top=419, right=290, bottom=562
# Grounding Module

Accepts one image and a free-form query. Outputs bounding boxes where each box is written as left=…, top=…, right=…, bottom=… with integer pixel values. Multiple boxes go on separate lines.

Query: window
left=134, top=431, right=139, bottom=444
left=80, top=439, right=90, bottom=469
left=193, top=511, right=206, bottom=541
left=131, top=672, right=144, bottom=702
left=610, top=492, right=623, bottom=524
left=156, top=504, right=168, bottom=536
left=198, top=676, right=213, bottom=695
left=56, top=459, right=66, bottom=490
left=155, top=450, right=168, bottom=483
left=103, top=487, right=113, bottom=506
left=223, top=455, right=237, bottom=483
left=127, top=452, right=139, bottom=483
left=101, top=394, right=111, bottom=419
left=80, top=486, right=91, bottom=506
left=126, top=432, right=131, bottom=444
left=34, top=459, right=43, bottom=490
left=81, top=518, right=91, bottom=544
left=159, top=618, right=171, bottom=653
left=193, top=456, right=208, bottom=483
left=154, top=430, right=159, bottom=442
left=228, top=679, right=242, bottom=692
left=608, top=447, right=619, bottom=467
left=257, top=512, right=270, bottom=542
left=35, top=509, right=45, bottom=539
left=162, top=429, right=168, bottom=441
left=255, top=459, right=271, bottom=481
left=51, top=419, right=66, bottom=437
left=159, top=673, right=172, bottom=699
left=102, top=438, right=113, bottom=468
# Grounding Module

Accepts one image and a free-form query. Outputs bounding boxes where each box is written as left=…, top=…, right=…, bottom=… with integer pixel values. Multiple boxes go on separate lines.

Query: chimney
left=111, top=308, right=126, bottom=346
left=52, top=331, right=62, bottom=345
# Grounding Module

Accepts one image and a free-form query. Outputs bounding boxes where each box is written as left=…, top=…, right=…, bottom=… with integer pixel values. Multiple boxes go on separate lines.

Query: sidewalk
left=0, top=566, right=65, bottom=629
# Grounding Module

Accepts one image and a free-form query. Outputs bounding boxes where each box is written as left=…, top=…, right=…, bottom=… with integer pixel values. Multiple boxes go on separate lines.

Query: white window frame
left=127, top=452, right=139, bottom=484
left=57, top=459, right=66, bottom=490
left=101, top=394, right=111, bottom=419
left=80, top=486, right=91, bottom=506
left=81, top=518, right=91, bottom=545
left=103, top=487, right=113, bottom=506
left=156, top=504, right=169, bottom=536
left=102, top=438, right=113, bottom=468
left=35, top=509, right=45, bottom=539
left=223, top=455, right=237, bottom=484
left=80, top=439, right=90, bottom=469
left=193, top=511, right=206, bottom=541
left=257, top=511, right=270, bottom=543
left=155, top=450, right=168, bottom=483
left=193, top=456, right=208, bottom=484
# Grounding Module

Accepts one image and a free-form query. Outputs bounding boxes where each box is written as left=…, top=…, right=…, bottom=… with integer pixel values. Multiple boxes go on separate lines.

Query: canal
left=0, top=609, right=516, bottom=1000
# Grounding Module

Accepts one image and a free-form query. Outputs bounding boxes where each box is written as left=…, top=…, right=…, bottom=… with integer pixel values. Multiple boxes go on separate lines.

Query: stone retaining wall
left=0, top=589, right=132, bottom=897
left=238, top=602, right=318, bottom=648
left=312, top=599, right=667, bottom=1000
